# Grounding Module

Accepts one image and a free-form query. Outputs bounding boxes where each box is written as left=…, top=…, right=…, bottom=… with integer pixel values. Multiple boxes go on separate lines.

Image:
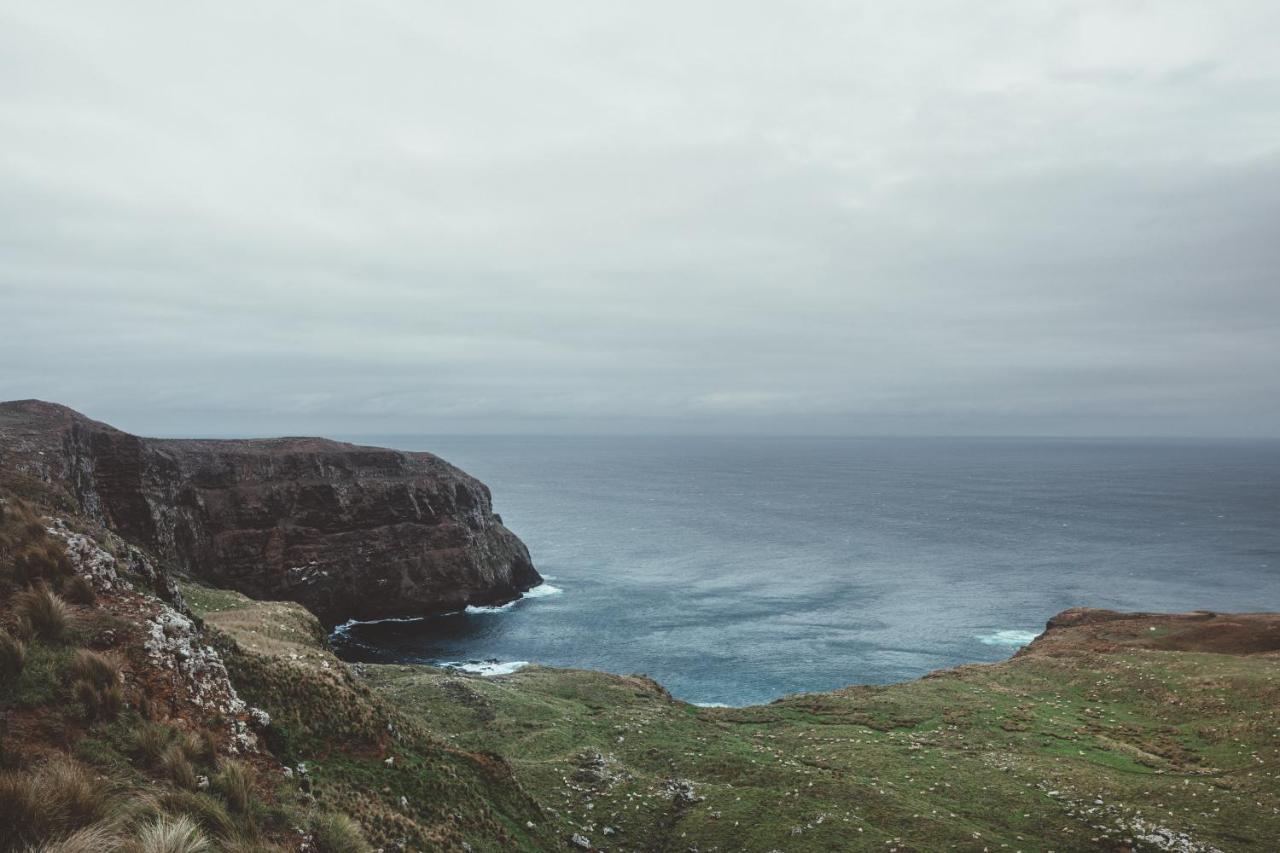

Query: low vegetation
left=0, top=493, right=307, bottom=851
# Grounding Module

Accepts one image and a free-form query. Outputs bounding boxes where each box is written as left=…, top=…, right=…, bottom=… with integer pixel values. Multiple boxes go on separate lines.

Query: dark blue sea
left=331, top=436, right=1280, bottom=706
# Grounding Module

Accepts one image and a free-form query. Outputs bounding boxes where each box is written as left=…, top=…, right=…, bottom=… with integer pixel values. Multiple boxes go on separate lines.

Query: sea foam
left=442, top=660, right=529, bottom=676
left=522, top=582, right=563, bottom=599
left=977, top=629, right=1039, bottom=647
left=464, top=582, right=562, bottom=614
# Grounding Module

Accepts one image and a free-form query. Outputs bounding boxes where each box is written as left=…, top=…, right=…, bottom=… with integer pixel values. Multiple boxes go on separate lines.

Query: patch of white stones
left=44, top=521, right=120, bottom=591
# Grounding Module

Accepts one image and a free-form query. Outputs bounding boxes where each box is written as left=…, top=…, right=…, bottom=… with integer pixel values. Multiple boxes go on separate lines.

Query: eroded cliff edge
left=0, top=399, right=540, bottom=623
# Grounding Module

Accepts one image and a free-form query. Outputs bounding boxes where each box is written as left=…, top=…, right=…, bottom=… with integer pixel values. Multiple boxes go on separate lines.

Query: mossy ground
left=360, top=643, right=1279, bottom=851
left=188, top=578, right=1280, bottom=851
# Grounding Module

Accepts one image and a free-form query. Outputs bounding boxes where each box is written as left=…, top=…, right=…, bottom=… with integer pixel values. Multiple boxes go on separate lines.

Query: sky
left=2, top=1, right=1279, bottom=438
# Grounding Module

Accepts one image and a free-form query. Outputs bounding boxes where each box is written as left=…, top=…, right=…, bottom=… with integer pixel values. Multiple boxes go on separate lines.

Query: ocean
left=331, top=436, right=1280, bottom=707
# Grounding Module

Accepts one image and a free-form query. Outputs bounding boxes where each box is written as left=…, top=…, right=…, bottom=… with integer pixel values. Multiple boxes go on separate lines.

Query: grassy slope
left=191, top=583, right=553, bottom=852
left=195, top=591, right=1280, bottom=853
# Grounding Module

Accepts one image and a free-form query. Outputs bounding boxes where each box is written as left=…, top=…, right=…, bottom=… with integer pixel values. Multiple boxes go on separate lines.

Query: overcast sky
left=2, top=1, right=1278, bottom=437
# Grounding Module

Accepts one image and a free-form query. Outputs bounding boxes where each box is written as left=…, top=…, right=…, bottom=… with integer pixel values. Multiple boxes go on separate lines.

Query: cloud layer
left=2, top=1, right=1278, bottom=436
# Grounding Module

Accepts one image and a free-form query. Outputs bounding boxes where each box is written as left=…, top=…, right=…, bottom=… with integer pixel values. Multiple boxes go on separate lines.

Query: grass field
left=192, top=584, right=1280, bottom=852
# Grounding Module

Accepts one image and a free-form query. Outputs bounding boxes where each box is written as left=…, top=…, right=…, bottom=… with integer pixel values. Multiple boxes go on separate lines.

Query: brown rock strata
left=0, top=399, right=540, bottom=623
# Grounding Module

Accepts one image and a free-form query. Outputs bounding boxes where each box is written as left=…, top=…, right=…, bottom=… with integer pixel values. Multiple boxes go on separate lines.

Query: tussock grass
left=178, top=730, right=216, bottom=766
left=70, top=650, right=123, bottom=721
left=155, top=791, right=236, bottom=840
left=131, top=814, right=211, bottom=853
left=62, top=575, right=96, bottom=607
left=0, top=755, right=108, bottom=849
left=69, top=649, right=119, bottom=689
left=14, top=543, right=72, bottom=588
left=219, top=835, right=285, bottom=853
left=160, top=746, right=197, bottom=791
left=308, top=812, right=372, bottom=853
left=213, top=760, right=253, bottom=814
left=15, top=585, right=73, bottom=642
left=28, top=821, right=124, bottom=853
left=0, top=628, right=26, bottom=683
left=131, top=722, right=174, bottom=767
left=75, top=679, right=123, bottom=722
left=0, top=499, right=46, bottom=553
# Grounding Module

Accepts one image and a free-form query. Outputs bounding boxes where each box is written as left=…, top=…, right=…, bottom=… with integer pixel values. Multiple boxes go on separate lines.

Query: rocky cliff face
left=0, top=400, right=540, bottom=623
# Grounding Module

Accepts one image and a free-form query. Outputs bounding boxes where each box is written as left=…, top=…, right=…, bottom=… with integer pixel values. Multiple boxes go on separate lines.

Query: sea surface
left=331, top=436, right=1280, bottom=706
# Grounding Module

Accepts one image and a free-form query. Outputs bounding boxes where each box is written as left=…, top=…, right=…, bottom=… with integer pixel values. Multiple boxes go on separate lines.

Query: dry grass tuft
left=130, top=814, right=211, bottom=853
left=212, top=760, right=253, bottom=814
left=160, top=746, right=197, bottom=791
left=155, top=791, right=235, bottom=840
left=132, top=722, right=173, bottom=767
left=70, top=650, right=123, bottom=721
left=15, top=585, right=73, bottom=642
left=28, top=821, right=124, bottom=852
left=0, top=756, right=108, bottom=849
left=308, top=812, right=372, bottom=853
left=69, top=650, right=119, bottom=688
left=178, top=730, right=217, bottom=766
left=0, top=628, right=26, bottom=683
left=62, top=575, right=96, bottom=607
left=13, top=543, right=72, bottom=588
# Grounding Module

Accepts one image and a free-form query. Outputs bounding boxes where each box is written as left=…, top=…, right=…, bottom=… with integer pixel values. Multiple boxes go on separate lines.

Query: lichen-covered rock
left=45, top=521, right=120, bottom=592
left=0, top=399, right=540, bottom=624
left=144, top=606, right=246, bottom=716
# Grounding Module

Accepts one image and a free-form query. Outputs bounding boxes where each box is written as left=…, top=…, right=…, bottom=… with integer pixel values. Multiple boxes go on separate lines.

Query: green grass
left=179, top=582, right=255, bottom=615
left=358, top=648, right=1280, bottom=852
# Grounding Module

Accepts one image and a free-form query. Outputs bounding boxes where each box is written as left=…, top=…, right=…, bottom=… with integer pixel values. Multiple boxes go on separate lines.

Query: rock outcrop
left=0, top=399, right=540, bottom=623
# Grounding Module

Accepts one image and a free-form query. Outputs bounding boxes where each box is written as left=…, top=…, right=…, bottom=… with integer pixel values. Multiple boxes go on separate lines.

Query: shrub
left=161, top=746, right=197, bottom=791
left=63, top=576, right=96, bottom=607
left=212, top=760, right=253, bottom=814
left=15, top=586, right=73, bottom=642
left=308, top=812, right=371, bottom=853
left=132, top=723, right=173, bottom=767
left=14, top=616, right=35, bottom=642
left=131, top=814, right=211, bottom=853
left=0, top=629, right=26, bottom=683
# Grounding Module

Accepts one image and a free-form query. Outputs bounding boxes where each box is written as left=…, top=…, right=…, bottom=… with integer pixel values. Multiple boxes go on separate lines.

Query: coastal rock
left=0, top=399, right=540, bottom=623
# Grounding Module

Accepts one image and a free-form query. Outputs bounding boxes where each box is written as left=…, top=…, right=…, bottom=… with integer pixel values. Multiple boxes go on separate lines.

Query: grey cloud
left=1, top=1, right=1279, bottom=437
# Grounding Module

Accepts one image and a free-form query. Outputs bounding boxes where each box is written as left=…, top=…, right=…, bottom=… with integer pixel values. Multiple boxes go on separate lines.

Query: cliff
left=0, top=400, right=540, bottom=623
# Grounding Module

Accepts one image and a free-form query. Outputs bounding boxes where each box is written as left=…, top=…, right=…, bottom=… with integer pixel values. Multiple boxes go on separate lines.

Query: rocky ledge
left=0, top=399, right=540, bottom=623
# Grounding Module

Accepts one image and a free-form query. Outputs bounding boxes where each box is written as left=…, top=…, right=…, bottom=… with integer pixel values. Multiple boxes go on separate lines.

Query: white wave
left=977, top=629, right=1039, bottom=647
left=464, top=583, right=562, bottom=614
left=522, top=582, right=563, bottom=599
left=331, top=614, right=427, bottom=637
left=693, top=701, right=731, bottom=708
left=465, top=600, right=519, bottom=615
left=442, top=660, right=530, bottom=676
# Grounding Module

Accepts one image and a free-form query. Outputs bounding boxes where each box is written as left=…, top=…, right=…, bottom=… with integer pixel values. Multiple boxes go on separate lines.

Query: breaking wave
left=464, top=582, right=563, bottom=614
left=440, top=659, right=529, bottom=676
left=977, top=629, right=1039, bottom=647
